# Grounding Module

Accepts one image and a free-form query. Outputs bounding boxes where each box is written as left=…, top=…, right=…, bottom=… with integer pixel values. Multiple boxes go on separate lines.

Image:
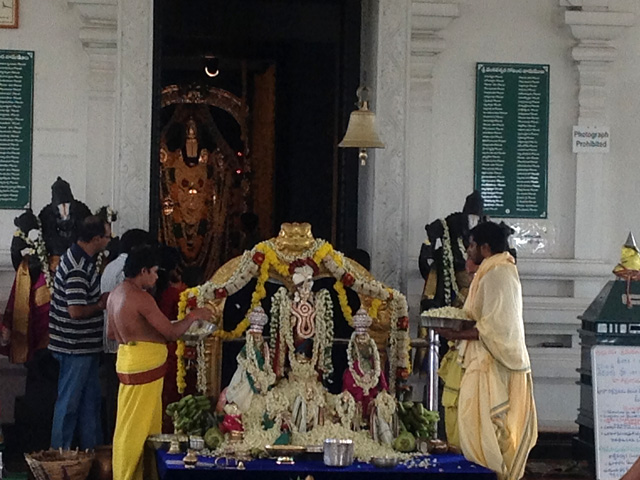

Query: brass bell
left=338, top=87, right=385, bottom=166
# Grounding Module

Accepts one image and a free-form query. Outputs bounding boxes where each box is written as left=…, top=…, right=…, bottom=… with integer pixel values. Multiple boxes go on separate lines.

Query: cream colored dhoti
left=112, top=342, right=168, bottom=480
left=458, top=252, right=538, bottom=480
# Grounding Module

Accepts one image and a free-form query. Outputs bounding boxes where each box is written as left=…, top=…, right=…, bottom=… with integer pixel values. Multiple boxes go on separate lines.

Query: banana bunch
left=397, top=401, right=439, bottom=439
left=166, top=394, right=214, bottom=436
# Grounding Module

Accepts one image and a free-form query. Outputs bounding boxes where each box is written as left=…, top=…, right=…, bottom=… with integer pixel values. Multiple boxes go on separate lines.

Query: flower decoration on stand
left=176, top=236, right=411, bottom=396
left=13, top=221, right=53, bottom=290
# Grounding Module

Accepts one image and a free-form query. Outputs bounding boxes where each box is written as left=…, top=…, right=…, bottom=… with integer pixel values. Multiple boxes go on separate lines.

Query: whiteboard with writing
left=592, top=345, right=640, bottom=480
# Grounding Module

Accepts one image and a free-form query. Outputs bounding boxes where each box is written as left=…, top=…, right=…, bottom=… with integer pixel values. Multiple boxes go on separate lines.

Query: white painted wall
left=0, top=0, right=92, bottom=423
left=0, top=1, right=91, bottom=259
left=399, top=0, right=638, bottom=432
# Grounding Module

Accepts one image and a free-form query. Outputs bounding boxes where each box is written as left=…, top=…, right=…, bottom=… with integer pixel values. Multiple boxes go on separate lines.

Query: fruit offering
left=166, top=394, right=214, bottom=436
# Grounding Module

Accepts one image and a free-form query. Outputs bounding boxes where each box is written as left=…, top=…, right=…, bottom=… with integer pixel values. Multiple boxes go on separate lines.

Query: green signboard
left=474, top=62, right=549, bottom=218
left=0, top=50, right=34, bottom=209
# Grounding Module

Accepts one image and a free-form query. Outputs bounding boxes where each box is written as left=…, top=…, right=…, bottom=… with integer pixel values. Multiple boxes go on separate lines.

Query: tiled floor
left=524, top=459, right=594, bottom=479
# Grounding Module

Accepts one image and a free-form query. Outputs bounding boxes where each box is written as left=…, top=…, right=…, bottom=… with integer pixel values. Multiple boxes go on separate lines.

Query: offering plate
left=419, top=312, right=475, bottom=331
left=265, top=445, right=306, bottom=465
left=180, top=320, right=216, bottom=344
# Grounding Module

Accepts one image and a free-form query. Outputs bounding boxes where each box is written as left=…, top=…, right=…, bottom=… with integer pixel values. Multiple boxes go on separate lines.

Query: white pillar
left=359, top=0, right=411, bottom=291
left=561, top=2, right=634, bottom=296
left=115, top=0, right=154, bottom=232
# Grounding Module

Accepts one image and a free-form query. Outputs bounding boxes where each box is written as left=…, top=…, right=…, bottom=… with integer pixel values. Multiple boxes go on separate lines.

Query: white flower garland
left=347, top=333, right=381, bottom=392
left=13, top=224, right=53, bottom=290
left=441, top=219, right=459, bottom=306
left=335, top=391, right=356, bottom=428
left=277, top=286, right=334, bottom=383
left=387, top=298, right=399, bottom=393
left=374, top=391, right=396, bottom=425
left=239, top=333, right=276, bottom=394
left=196, top=338, right=208, bottom=393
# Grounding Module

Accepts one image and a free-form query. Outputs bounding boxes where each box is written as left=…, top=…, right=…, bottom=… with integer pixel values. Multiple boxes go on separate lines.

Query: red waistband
left=117, top=362, right=167, bottom=385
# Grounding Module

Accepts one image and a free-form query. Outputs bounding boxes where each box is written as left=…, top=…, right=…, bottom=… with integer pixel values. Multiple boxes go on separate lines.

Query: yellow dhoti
left=438, top=345, right=463, bottom=448
left=112, top=342, right=168, bottom=480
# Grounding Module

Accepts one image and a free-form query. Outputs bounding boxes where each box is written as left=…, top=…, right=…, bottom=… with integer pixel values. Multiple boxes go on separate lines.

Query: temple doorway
left=151, top=0, right=362, bottom=274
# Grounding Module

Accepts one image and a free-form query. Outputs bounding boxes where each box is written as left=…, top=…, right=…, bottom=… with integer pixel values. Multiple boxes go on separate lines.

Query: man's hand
left=185, top=307, right=212, bottom=323
left=97, top=292, right=109, bottom=310
left=435, top=326, right=479, bottom=341
left=0, top=325, right=10, bottom=347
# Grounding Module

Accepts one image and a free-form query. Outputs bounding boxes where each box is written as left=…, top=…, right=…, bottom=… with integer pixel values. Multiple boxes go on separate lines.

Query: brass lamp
left=338, top=86, right=385, bottom=165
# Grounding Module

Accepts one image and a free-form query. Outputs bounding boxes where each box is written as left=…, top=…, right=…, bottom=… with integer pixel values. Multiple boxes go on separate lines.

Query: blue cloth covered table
left=156, top=450, right=497, bottom=480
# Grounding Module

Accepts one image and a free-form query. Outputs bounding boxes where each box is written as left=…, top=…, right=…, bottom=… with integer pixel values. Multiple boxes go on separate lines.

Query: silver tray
left=180, top=320, right=217, bottom=344
left=419, top=313, right=475, bottom=330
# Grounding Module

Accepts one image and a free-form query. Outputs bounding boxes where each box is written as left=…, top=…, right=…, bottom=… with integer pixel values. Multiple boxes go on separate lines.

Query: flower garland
left=176, top=238, right=411, bottom=396
left=346, top=333, right=381, bottom=392
left=196, top=338, right=208, bottom=393
left=270, top=287, right=290, bottom=376
left=441, top=219, right=460, bottom=306
left=335, top=391, right=356, bottom=428
left=278, top=286, right=334, bottom=383
left=239, top=333, right=276, bottom=394
left=13, top=224, right=53, bottom=289
left=176, top=340, right=187, bottom=393
left=374, top=391, right=397, bottom=425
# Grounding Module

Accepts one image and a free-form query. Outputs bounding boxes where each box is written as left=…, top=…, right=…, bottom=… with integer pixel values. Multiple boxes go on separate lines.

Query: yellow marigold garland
left=214, top=252, right=270, bottom=341
left=176, top=340, right=187, bottom=394
left=312, top=242, right=333, bottom=265
left=332, top=280, right=353, bottom=325
left=368, top=298, right=382, bottom=319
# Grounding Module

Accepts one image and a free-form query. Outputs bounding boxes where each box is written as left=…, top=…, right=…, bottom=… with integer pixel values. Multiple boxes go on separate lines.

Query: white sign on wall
left=592, top=345, right=640, bottom=480
left=573, top=126, right=610, bottom=153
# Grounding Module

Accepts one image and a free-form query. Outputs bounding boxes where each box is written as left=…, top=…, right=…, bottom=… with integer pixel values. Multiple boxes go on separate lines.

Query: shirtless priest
left=107, top=246, right=210, bottom=480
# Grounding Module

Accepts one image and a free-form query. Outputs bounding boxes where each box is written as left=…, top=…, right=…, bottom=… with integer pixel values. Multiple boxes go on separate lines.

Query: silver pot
left=323, top=439, right=354, bottom=467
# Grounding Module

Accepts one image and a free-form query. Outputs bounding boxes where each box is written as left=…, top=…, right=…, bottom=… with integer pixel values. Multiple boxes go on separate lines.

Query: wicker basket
left=24, top=449, right=95, bottom=480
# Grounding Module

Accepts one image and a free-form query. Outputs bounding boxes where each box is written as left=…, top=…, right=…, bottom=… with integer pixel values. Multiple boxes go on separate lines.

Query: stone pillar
left=409, top=1, right=459, bottom=107
left=359, top=0, right=411, bottom=290
left=406, top=0, right=459, bottom=307
left=561, top=0, right=634, bottom=296
left=67, top=1, right=118, bottom=213
left=115, top=0, right=154, bottom=232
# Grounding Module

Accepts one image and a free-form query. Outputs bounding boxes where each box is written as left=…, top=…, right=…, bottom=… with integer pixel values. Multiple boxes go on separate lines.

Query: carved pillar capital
left=410, top=1, right=459, bottom=105
left=562, top=3, right=634, bottom=123
left=67, top=0, right=118, bottom=92
left=560, top=1, right=634, bottom=267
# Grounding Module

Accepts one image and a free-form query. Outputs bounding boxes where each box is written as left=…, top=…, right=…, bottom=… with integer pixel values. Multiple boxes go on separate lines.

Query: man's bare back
left=107, top=280, right=206, bottom=345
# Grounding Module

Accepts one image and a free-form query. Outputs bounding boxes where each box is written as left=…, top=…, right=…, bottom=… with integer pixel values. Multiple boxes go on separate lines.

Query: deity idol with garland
left=224, top=306, right=276, bottom=414
left=342, top=308, right=389, bottom=419
left=271, top=263, right=335, bottom=384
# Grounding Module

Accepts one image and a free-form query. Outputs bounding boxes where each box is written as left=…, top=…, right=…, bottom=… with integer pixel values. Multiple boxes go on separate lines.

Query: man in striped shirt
left=49, top=215, right=111, bottom=450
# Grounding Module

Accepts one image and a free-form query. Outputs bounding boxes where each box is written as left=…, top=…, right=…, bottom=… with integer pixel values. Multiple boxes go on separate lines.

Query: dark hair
left=120, top=229, right=153, bottom=255
left=347, top=248, right=371, bottom=272
left=469, top=221, right=508, bottom=254
left=124, top=245, right=159, bottom=278
left=78, top=215, right=107, bottom=242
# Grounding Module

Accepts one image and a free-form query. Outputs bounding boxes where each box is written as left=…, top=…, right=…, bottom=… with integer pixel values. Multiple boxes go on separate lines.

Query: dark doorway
left=151, top=0, right=361, bottom=267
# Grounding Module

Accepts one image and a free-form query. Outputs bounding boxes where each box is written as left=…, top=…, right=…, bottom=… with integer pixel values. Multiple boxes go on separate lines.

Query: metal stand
left=423, top=328, right=440, bottom=413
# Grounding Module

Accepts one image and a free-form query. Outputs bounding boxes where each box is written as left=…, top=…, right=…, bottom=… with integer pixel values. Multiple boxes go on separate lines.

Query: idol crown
left=353, top=308, right=372, bottom=334
left=249, top=306, right=268, bottom=332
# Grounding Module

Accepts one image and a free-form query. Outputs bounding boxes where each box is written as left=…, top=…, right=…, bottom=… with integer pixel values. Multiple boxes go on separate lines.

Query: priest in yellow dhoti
left=437, top=222, right=537, bottom=480
left=106, top=246, right=211, bottom=480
